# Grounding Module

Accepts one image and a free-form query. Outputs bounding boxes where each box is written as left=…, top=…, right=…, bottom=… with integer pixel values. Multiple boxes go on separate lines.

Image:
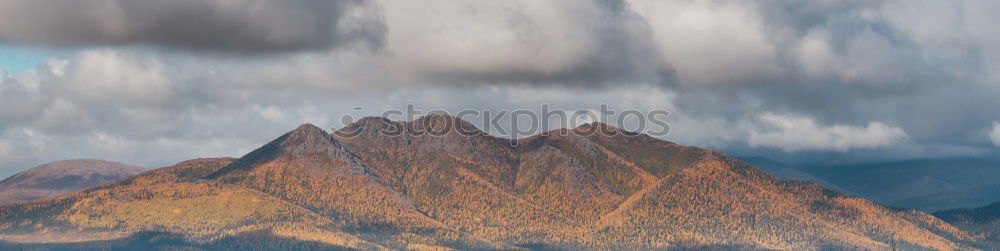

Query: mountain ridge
left=935, top=201, right=1000, bottom=248
left=0, top=159, right=145, bottom=204
left=0, top=115, right=980, bottom=249
left=745, top=157, right=1000, bottom=212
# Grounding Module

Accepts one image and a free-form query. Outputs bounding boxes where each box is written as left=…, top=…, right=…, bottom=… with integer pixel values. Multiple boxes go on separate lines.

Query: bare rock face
left=0, top=159, right=145, bottom=203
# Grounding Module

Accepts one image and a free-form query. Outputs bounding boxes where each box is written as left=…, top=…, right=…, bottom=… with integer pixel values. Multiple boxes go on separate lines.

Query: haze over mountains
left=0, top=159, right=144, bottom=204
left=0, top=115, right=979, bottom=250
left=743, top=157, right=1000, bottom=212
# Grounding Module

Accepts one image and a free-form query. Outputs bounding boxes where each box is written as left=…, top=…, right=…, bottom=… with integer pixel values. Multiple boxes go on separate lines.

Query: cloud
left=749, top=113, right=909, bottom=152
left=382, top=0, right=597, bottom=75
left=629, top=0, right=781, bottom=85
left=0, top=50, right=177, bottom=135
left=0, top=139, right=9, bottom=159
left=2, top=0, right=997, bottom=88
left=4, top=0, right=1000, bottom=175
left=378, top=0, right=658, bottom=85
left=991, top=122, right=1000, bottom=147
left=0, top=0, right=384, bottom=53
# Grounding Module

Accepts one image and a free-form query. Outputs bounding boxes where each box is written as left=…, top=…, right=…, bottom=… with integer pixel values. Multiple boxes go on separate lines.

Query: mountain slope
left=899, top=183, right=1000, bottom=212
left=0, top=158, right=381, bottom=249
left=0, top=116, right=980, bottom=249
left=935, top=201, right=1000, bottom=249
left=747, top=157, right=1000, bottom=212
left=807, top=159, right=1000, bottom=199
left=333, top=116, right=552, bottom=244
left=739, top=156, right=846, bottom=192
left=332, top=116, right=972, bottom=249
left=208, top=122, right=491, bottom=249
left=593, top=156, right=969, bottom=249
left=0, top=159, right=145, bottom=204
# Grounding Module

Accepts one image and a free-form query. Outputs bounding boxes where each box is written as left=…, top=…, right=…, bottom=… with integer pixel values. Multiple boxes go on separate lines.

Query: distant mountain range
left=936, top=201, right=1000, bottom=248
left=0, top=116, right=981, bottom=249
left=738, top=156, right=847, bottom=192
left=0, top=159, right=145, bottom=204
left=742, top=157, right=1000, bottom=212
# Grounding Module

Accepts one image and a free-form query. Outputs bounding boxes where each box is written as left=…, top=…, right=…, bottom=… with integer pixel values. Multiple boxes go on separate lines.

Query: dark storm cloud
left=0, top=0, right=385, bottom=53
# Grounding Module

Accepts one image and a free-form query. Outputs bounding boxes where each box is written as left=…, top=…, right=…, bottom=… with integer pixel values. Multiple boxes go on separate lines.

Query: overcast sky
left=1, top=0, right=1000, bottom=177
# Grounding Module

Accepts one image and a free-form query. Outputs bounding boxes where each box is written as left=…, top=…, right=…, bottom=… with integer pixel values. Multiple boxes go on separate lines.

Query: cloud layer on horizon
left=1, top=0, right=1000, bottom=175
left=749, top=113, right=909, bottom=152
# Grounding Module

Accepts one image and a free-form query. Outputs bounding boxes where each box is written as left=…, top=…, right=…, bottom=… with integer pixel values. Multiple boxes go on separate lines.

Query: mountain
left=739, top=156, right=845, bottom=192
left=0, top=159, right=145, bottom=204
left=800, top=159, right=1000, bottom=211
left=743, top=157, right=1000, bottom=212
left=0, top=116, right=978, bottom=249
left=0, top=157, right=381, bottom=250
left=897, top=183, right=1000, bottom=213
left=935, top=201, right=1000, bottom=248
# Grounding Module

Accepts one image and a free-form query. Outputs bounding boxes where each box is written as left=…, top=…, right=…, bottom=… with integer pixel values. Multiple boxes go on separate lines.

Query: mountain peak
left=337, top=115, right=485, bottom=137
left=578, top=121, right=615, bottom=129
left=270, top=123, right=340, bottom=154
left=412, top=114, right=467, bottom=125
left=208, top=122, right=368, bottom=179
left=290, top=123, right=326, bottom=135
left=341, top=116, right=398, bottom=131
left=573, top=122, right=641, bottom=137
left=408, top=114, right=483, bottom=136
left=266, top=123, right=339, bottom=156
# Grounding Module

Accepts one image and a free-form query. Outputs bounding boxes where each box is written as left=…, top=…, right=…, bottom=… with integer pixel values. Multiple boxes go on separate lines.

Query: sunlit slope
left=0, top=158, right=379, bottom=249
left=0, top=116, right=981, bottom=250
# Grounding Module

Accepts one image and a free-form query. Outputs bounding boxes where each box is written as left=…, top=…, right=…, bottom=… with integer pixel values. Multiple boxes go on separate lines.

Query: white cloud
left=749, top=113, right=909, bottom=152
left=0, top=49, right=179, bottom=135
left=379, top=0, right=608, bottom=77
left=628, top=0, right=781, bottom=85
left=0, top=68, right=6, bottom=95
left=793, top=28, right=904, bottom=86
left=794, top=28, right=840, bottom=78
left=991, top=121, right=1000, bottom=146
left=255, top=105, right=287, bottom=122
left=46, top=59, right=68, bottom=77
left=0, top=139, right=10, bottom=159
left=2, top=0, right=1000, bottom=176
left=838, top=29, right=904, bottom=85
left=62, top=50, right=174, bottom=106
left=34, top=98, right=94, bottom=130
left=0, top=129, right=53, bottom=169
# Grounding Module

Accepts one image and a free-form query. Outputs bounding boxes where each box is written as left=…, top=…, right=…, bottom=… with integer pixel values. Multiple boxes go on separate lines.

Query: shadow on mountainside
left=0, top=230, right=354, bottom=251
